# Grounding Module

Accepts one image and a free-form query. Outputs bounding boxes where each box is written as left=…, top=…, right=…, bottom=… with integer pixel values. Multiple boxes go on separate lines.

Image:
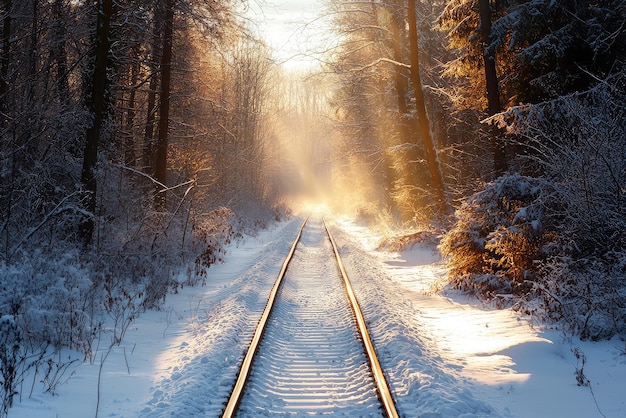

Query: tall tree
left=228, top=39, right=273, bottom=203
left=387, top=5, right=412, bottom=211
left=478, top=0, right=507, bottom=175
left=142, top=14, right=162, bottom=174
left=389, top=6, right=410, bottom=147
left=492, top=0, right=626, bottom=101
left=80, top=0, right=114, bottom=243
left=407, top=0, right=448, bottom=214
left=478, top=0, right=500, bottom=117
left=51, top=0, right=70, bottom=109
left=0, top=0, right=11, bottom=123
left=154, top=0, right=175, bottom=210
left=26, top=0, right=37, bottom=104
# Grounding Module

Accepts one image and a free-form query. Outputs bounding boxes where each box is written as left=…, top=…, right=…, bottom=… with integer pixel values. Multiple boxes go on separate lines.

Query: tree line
left=0, top=1, right=287, bottom=412
left=325, top=0, right=626, bottom=339
left=0, top=0, right=284, bottom=257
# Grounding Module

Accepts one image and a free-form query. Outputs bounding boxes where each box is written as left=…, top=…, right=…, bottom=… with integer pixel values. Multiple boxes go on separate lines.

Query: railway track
left=221, top=217, right=399, bottom=417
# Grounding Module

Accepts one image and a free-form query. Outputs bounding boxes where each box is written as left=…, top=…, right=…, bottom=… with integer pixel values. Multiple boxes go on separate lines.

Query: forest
left=0, top=0, right=624, bottom=415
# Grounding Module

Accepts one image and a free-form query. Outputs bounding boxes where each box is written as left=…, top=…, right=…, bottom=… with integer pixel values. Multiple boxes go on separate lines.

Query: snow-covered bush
left=0, top=250, right=98, bottom=415
left=440, top=174, right=565, bottom=297
left=538, top=254, right=626, bottom=341
left=0, top=251, right=97, bottom=353
left=443, top=75, right=626, bottom=339
left=0, top=160, right=266, bottom=413
left=0, top=315, right=21, bottom=416
left=500, top=75, right=626, bottom=256
left=190, top=207, right=242, bottom=286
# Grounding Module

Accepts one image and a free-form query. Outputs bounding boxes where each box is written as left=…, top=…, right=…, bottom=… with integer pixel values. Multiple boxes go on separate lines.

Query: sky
left=245, top=0, right=328, bottom=70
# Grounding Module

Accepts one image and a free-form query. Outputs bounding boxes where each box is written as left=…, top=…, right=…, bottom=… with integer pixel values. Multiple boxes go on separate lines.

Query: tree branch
left=351, top=57, right=410, bottom=72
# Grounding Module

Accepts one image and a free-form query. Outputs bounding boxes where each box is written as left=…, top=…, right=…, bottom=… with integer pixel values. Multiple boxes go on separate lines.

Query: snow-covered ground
left=329, top=218, right=625, bottom=418
left=9, top=216, right=626, bottom=417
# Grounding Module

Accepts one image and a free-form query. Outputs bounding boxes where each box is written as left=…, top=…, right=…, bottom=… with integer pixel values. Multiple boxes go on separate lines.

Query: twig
left=351, top=57, right=411, bottom=72
left=123, top=346, right=130, bottom=375
left=588, top=384, right=607, bottom=418
left=95, top=347, right=112, bottom=418
left=111, top=163, right=196, bottom=193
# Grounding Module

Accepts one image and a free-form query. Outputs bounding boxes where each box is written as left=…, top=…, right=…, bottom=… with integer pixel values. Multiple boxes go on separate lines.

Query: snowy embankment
left=10, top=218, right=303, bottom=417
left=10, top=216, right=626, bottom=417
left=330, top=218, right=625, bottom=418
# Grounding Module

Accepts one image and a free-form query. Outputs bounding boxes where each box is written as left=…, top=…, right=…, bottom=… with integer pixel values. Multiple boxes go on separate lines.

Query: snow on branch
left=350, top=57, right=411, bottom=72
left=10, top=191, right=89, bottom=258
left=111, top=163, right=196, bottom=193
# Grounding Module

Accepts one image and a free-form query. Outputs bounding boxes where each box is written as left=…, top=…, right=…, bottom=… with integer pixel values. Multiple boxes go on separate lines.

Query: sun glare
left=245, top=0, right=328, bottom=70
left=340, top=220, right=552, bottom=387
left=294, top=199, right=331, bottom=217
left=414, top=290, right=551, bottom=385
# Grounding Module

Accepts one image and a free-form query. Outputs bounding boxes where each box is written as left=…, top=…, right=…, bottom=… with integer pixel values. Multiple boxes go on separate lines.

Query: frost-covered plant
left=538, top=254, right=626, bottom=341
left=0, top=153, right=276, bottom=414
left=0, top=315, right=21, bottom=417
left=498, top=75, right=626, bottom=256
left=0, top=250, right=100, bottom=414
left=190, top=207, right=242, bottom=286
left=0, top=251, right=97, bottom=353
left=440, top=174, right=565, bottom=297
left=449, top=75, right=626, bottom=339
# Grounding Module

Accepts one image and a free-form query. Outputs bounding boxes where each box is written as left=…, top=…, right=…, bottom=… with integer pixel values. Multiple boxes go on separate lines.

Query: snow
left=8, top=216, right=626, bottom=417
left=236, top=219, right=383, bottom=415
left=331, top=218, right=626, bottom=418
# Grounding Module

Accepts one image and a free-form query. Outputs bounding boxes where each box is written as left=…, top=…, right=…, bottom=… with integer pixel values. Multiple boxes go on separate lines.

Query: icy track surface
left=10, top=216, right=626, bottom=417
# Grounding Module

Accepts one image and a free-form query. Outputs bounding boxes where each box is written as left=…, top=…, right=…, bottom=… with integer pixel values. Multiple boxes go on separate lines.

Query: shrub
left=0, top=315, right=21, bottom=416
left=190, top=207, right=242, bottom=286
left=443, top=77, right=626, bottom=339
left=440, top=174, right=565, bottom=297
left=538, top=253, right=626, bottom=341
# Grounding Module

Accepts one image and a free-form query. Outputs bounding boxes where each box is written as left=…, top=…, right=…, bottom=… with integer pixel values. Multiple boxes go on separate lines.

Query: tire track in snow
left=236, top=219, right=384, bottom=416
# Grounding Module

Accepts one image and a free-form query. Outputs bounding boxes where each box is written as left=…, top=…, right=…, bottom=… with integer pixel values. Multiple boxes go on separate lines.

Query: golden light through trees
left=0, top=7, right=623, bottom=415
left=243, top=0, right=454, bottom=221
left=244, top=0, right=328, bottom=70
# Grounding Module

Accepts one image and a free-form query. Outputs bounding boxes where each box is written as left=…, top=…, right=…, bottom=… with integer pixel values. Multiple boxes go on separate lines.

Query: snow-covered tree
left=492, top=0, right=626, bottom=102
left=0, top=0, right=283, bottom=412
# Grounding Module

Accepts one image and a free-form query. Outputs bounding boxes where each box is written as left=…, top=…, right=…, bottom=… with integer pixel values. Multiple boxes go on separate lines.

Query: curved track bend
left=222, top=217, right=398, bottom=417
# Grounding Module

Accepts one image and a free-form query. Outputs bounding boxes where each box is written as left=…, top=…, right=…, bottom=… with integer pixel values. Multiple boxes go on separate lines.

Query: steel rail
left=323, top=219, right=400, bottom=418
left=221, top=217, right=308, bottom=418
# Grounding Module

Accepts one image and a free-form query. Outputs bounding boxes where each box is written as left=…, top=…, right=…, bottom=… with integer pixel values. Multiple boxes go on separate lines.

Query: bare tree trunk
left=0, top=0, right=10, bottom=123
left=387, top=7, right=410, bottom=211
left=124, top=53, right=139, bottom=167
left=142, top=7, right=164, bottom=175
left=407, top=0, right=448, bottom=214
left=390, top=9, right=410, bottom=145
left=80, top=0, right=114, bottom=244
left=1, top=1, right=12, bottom=259
left=143, top=73, right=157, bottom=173
left=154, top=0, right=175, bottom=210
left=27, top=0, right=37, bottom=104
left=479, top=0, right=507, bottom=175
left=52, top=0, right=70, bottom=109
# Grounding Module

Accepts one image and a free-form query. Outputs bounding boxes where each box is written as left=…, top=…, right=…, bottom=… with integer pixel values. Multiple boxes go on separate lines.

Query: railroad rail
left=221, top=217, right=399, bottom=417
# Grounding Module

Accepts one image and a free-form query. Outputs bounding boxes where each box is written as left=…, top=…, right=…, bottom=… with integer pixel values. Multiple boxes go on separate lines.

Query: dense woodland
left=323, top=0, right=625, bottom=344
left=0, top=0, right=625, bottom=414
left=0, top=0, right=287, bottom=412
